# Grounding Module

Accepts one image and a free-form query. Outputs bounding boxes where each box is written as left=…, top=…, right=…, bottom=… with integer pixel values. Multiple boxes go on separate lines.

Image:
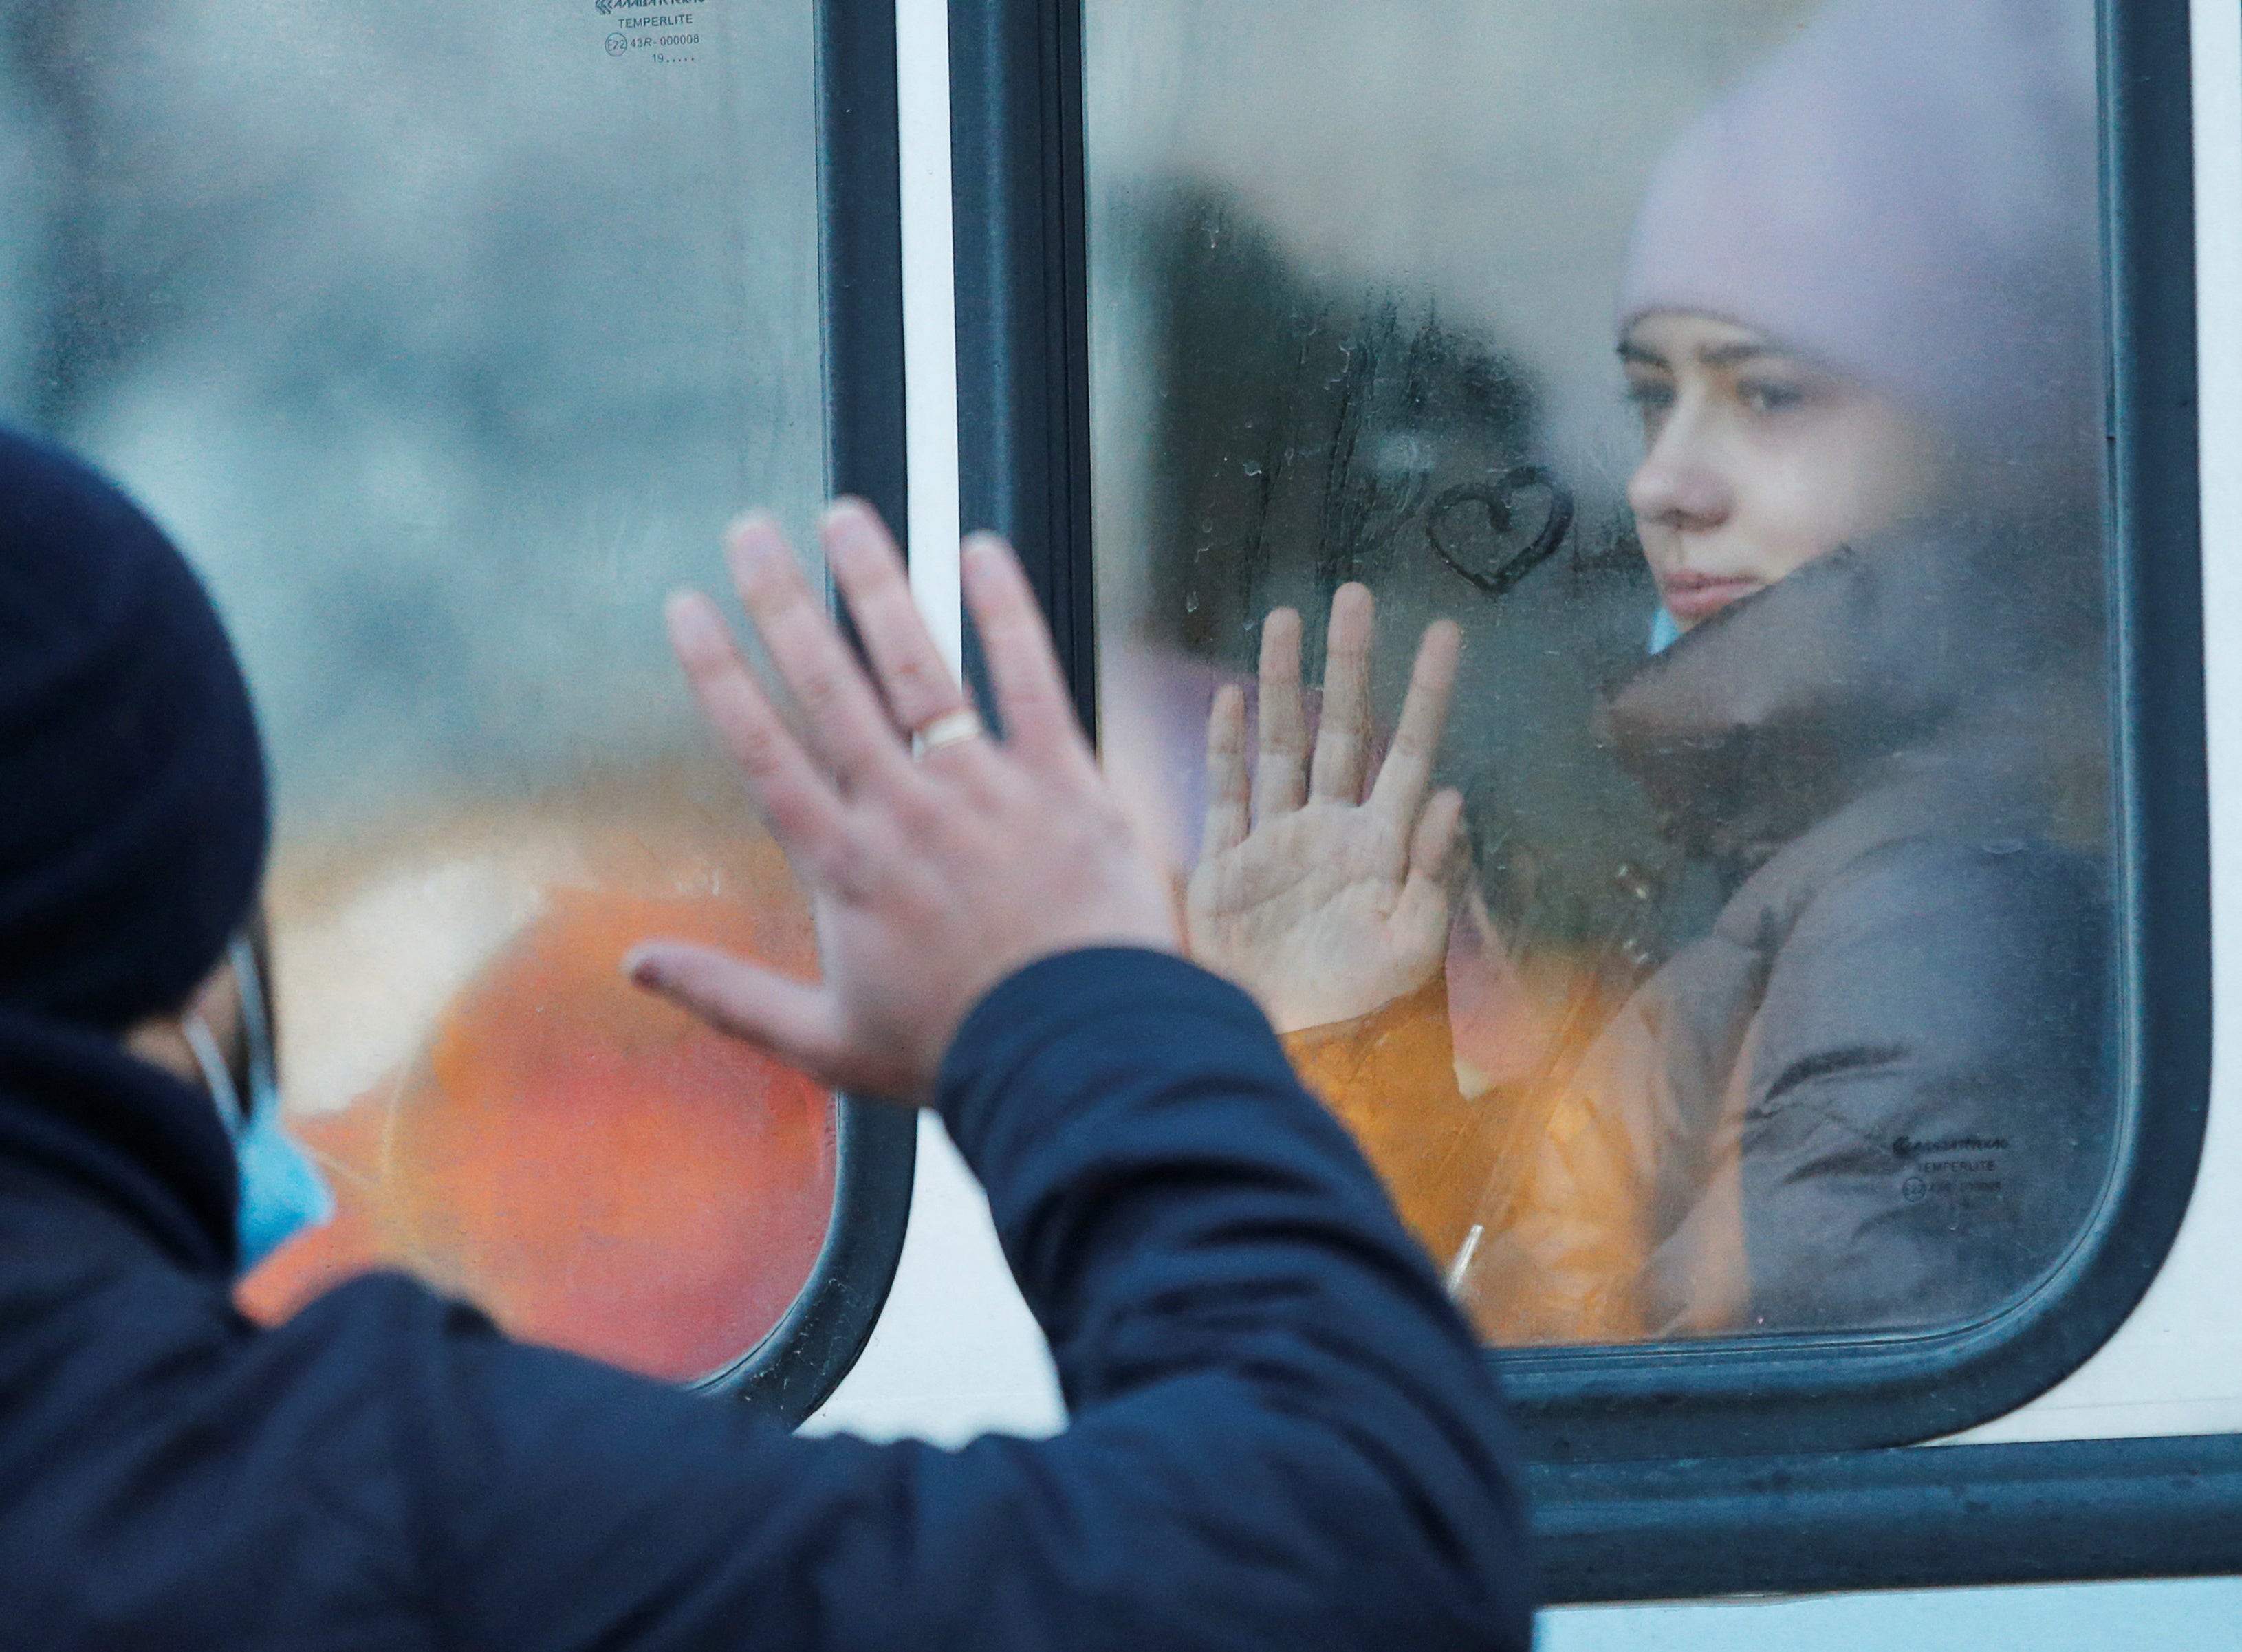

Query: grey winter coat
left=1458, top=530, right=2111, bottom=1340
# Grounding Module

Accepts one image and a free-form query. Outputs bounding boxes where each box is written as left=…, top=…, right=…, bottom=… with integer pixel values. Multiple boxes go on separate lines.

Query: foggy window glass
left=0, top=2, right=833, bottom=1382
left=1087, top=0, right=2119, bottom=1345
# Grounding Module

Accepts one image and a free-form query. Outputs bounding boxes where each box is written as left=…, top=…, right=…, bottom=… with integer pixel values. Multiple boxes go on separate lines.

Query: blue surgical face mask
left=184, top=935, right=335, bottom=1274
left=1648, top=605, right=1684, bottom=655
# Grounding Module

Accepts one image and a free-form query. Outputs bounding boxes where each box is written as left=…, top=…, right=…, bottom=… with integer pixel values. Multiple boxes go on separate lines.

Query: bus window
left=1085, top=0, right=2119, bottom=1350
left=0, top=1, right=844, bottom=1386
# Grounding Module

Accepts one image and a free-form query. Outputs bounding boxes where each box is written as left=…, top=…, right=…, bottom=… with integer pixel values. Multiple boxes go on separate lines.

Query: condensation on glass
left=1085, top=0, right=2119, bottom=1345
left=0, top=1, right=832, bottom=1381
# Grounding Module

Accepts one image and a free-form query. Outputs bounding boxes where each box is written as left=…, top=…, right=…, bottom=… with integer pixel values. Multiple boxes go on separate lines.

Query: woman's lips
left=1657, top=573, right=1764, bottom=623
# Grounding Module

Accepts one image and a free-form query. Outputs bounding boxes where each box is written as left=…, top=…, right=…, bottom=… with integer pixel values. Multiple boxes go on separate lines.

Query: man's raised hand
left=626, top=501, right=1177, bottom=1103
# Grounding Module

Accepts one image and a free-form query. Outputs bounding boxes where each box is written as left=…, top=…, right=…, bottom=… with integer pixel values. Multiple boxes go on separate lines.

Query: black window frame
left=690, top=0, right=917, bottom=1424
left=950, top=0, right=2223, bottom=1596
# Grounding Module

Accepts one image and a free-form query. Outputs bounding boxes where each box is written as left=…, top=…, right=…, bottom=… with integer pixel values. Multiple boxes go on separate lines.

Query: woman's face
left=1620, top=312, right=1942, bottom=629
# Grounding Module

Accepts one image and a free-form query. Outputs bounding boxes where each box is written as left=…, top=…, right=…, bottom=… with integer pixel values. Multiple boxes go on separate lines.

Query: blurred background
left=0, top=0, right=836, bottom=1380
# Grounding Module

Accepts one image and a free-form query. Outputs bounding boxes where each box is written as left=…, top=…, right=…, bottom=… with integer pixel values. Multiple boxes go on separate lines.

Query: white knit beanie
left=1618, top=0, right=2103, bottom=479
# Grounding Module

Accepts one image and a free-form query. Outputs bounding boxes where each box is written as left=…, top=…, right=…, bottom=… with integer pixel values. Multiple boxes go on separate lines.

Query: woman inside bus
left=1185, top=0, right=2113, bottom=1342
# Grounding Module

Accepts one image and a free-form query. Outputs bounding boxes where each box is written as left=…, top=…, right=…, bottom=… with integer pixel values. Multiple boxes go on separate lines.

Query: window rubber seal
left=694, top=0, right=919, bottom=1426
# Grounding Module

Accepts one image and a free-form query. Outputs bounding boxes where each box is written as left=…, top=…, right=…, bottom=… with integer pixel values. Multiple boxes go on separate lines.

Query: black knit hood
left=0, top=428, right=266, bottom=1271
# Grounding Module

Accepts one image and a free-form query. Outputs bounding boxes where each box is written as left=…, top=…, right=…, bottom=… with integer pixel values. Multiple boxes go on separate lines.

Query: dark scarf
left=0, top=428, right=266, bottom=1272
left=1602, top=525, right=2102, bottom=871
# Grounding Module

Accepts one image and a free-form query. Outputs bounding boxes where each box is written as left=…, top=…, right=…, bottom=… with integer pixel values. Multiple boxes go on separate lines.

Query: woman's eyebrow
left=1616, top=340, right=1668, bottom=369
left=1696, top=340, right=1780, bottom=369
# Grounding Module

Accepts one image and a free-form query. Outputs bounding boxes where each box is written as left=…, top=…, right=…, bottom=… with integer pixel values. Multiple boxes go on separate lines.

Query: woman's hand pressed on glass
left=627, top=502, right=1177, bottom=1104
left=1187, top=585, right=1465, bottom=1034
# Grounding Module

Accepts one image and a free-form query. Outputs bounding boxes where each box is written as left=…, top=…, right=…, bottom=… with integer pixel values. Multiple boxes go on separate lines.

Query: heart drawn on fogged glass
left=1425, top=467, right=1574, bottom=600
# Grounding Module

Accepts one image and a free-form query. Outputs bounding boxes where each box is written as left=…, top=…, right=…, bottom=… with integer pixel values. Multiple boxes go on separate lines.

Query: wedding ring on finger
left=911, top=707, right=986, bottom=759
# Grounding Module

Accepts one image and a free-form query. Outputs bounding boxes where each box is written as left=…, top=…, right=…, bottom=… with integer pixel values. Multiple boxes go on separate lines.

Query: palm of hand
left=1188, top=798, right=1448, bottom=1034
left=1184, top=587, right=1466, bottom=1036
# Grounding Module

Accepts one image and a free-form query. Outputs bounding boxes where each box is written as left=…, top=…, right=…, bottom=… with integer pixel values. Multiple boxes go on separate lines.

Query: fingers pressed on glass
left=1309, top=583, right=1376, bottom=803
left=723, top=514, right=912, bottom=793
left=1254, top=608, right=1307, bottom=821
left=1201, top=684, right=1251, bottom=860
left=663, top=590, right=847, bottom=858
left=1391, top=789, right=1469, bottom=959
left=961, top=534, right=1086, bottom=767
left=822, top=499, right=970, bottom=739
left=1369, top=620, right=1462, bottom=822
left=1406, top=787, right=1468, bottom=890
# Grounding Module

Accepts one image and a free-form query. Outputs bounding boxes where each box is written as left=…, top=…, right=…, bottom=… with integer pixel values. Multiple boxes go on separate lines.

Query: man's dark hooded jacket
left=0, top=431, right=1533, bottom=1649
